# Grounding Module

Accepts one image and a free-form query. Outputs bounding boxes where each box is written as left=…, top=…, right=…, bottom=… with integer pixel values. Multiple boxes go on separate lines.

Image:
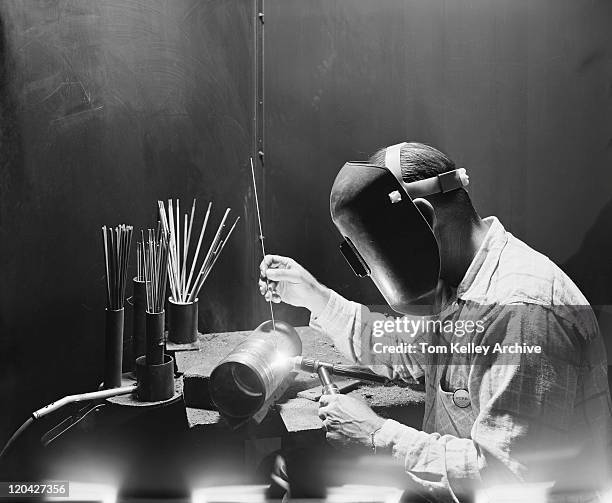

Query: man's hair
left=369, top=142, right=472, bottom=211
left=368, top=142, right=456, bottom=183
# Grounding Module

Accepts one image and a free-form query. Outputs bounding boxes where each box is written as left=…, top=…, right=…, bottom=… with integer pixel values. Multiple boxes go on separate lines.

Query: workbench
left=174, top=326, right=425, bottom=434
left=23, top=327, right=425, bottom=494
left=171, top=326, right=426, bottom=490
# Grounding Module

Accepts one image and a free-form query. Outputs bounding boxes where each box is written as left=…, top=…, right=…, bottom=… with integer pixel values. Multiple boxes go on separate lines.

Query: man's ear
left=413, top=198, right=436, bottom=229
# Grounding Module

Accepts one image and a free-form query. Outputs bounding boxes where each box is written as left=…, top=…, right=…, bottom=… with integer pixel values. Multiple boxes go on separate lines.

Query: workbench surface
left=175, top=326, right=425, bottom=433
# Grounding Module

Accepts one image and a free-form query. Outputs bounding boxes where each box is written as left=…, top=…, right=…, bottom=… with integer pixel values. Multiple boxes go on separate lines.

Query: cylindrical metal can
left=167, top=297, right=198, bottom=344
left=209, top=320, right=301, bottom=418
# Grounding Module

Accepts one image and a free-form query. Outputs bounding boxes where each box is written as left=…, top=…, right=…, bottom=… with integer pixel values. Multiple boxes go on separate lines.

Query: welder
left=259, top=142, right=612, bottom=501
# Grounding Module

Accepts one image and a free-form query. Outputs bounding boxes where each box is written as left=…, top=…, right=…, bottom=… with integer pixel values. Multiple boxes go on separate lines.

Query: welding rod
left=250, top=157, right=276, bottom=332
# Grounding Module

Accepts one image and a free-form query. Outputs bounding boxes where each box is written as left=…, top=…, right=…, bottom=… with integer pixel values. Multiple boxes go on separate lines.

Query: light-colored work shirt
left=311, top=216, right=611, bottom=501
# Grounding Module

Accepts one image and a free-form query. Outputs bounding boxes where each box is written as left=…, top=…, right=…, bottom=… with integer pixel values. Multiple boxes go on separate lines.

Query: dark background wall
left=0, top=0, right=261, bottom=441
left=264, top=0, right=612, bottom=343
left=1, top=0, right=611, bottom=446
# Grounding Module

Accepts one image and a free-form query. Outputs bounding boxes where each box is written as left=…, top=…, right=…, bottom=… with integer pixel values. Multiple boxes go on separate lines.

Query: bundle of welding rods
left=158, top=199, right=240, bottom=304
left=102, top=224, right=133, bottom=310
left=136, top=239, right=145, bottom=281
left=140, top=228, right=170, bottom=314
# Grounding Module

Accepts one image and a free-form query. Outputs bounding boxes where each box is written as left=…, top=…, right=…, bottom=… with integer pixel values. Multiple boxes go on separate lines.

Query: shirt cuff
left=309, top=289, right=351, bottom=334
left=375, top=419, right=420, bottom=454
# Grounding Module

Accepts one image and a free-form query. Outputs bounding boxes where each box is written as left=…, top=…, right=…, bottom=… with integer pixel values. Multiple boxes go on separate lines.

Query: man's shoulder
left=485, top=234, right=599, bottom=342
left=493, top=233, right=590, bottom=307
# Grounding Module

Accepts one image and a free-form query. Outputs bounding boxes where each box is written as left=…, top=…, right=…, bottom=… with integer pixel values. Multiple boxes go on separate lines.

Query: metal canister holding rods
left=136, top=229, right=174, bottom=402
left=101, top=224, right=133, bottom=389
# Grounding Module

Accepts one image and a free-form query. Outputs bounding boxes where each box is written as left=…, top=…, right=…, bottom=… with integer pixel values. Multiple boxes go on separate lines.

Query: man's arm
left=320, top=392, right=482, bottom=502
left=309, top=289, right=427, bottom=381
left=259, top=254, right=427, bottom=381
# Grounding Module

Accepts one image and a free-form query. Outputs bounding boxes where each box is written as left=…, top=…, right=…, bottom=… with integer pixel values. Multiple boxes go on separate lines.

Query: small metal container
left=135, top=354, right=174, bottom=401
left=167, top=297, right=198, bottom=344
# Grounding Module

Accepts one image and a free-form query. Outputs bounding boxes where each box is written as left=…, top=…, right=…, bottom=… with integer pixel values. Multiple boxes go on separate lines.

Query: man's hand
left=319, top=394, right=386, bottom=449
left=259, top=255, right=330, bottom=317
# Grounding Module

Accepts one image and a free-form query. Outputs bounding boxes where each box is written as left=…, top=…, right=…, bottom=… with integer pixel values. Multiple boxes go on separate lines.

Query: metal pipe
left=209, top=320, right=301, bottom=418
left=104, top=307, right=124, bottom=388
left=146, top=310, right=165, bottom=365
left=132, top=278, right=147, bottom=365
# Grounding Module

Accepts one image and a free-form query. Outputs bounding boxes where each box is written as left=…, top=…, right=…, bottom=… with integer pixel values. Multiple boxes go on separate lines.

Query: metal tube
left=146, top=310, right=165, bottom=365
left=135, top=354, right=174, bottom=402
left=132, top=278, right=147, bottom=365
left=317, top=366, right=339, bottom=395
left=167, top=297, right=198, bottom=344
left=209, top=320, right=301, bottom=418
left=32, top=385, right=137, bottom=419
left=104, top=308, right=124, bottom=388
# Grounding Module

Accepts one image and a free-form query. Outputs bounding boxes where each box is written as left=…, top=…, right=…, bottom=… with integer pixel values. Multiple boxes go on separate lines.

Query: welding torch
left=0, top=384, right=137, bottom=465
left=289, top=356, right=388, bottom=395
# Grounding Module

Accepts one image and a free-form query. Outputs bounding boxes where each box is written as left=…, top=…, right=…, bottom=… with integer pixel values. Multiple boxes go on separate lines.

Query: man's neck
left=440, top=216, right=490, bottom=287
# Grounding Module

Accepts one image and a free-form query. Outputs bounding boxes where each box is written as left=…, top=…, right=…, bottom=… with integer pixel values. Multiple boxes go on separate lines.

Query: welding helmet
left=330, top=142, right=469, bottom=315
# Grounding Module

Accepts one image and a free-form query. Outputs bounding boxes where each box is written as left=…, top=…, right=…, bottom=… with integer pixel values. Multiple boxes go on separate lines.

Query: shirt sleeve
left=375, top=418, right=481, bottom=501
left=368, top=304, right=592, bottom=501
left=309, top=289, right=428, bottom=381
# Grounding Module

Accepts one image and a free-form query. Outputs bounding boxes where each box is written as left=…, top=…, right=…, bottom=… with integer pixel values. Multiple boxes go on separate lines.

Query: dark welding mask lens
left=339, top=238, right=370, bottom=277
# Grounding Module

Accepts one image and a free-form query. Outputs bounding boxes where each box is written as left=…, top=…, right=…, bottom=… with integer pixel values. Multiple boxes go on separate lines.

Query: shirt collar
left=455, top=216, right=508, bottom=302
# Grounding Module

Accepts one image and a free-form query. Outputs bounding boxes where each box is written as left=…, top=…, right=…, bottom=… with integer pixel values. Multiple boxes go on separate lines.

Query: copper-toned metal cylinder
left=209, top=320, right=301, bottom=418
